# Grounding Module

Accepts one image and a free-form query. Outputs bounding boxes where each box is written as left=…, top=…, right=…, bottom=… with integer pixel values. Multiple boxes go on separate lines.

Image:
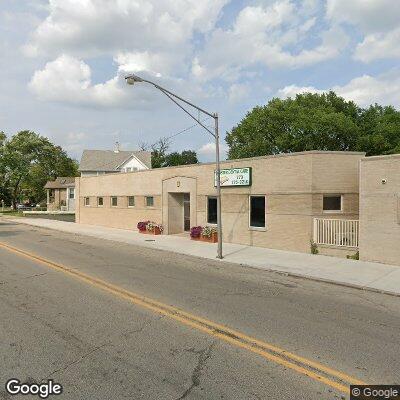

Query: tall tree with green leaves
left=163, top=150, right=198, bottom=167
left=140, top=138, right=199, bottom=168
left=225, top=92, right=400, bottom=159
left=0, top=131, right=78, bottom=207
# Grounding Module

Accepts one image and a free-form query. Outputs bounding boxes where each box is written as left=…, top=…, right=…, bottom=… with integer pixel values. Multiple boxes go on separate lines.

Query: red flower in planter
left=190, top=226, right=202, bottom=238
left=137, top=221, right=149, bottom=231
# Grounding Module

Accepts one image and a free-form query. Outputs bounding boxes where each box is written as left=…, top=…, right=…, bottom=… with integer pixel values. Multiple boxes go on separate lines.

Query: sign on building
left=214, top=167, right=252, bottom=187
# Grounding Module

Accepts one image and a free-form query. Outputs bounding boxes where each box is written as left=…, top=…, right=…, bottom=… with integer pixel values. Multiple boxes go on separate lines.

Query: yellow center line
left=0, top=240, right=367, bottom=394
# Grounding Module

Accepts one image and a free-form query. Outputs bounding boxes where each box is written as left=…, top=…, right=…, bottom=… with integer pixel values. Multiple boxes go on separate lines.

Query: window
left=84, top=197, right=90, bottom=207
left=146, top=196, right=154, bottom=207
left=323, top=195, right=342, bottom=212
left=97, top=197, right=104, bottom=206
left=111, top=197, right=118, bottom=207
left=128, top=196, right=135, bottom=207
left=250, top=196, right=266, bottom=228
left=69, top=188, right=75, bottom=199
left=125, top=167, right=131, bottom=172
left=207, top=196, right=217, bottom=224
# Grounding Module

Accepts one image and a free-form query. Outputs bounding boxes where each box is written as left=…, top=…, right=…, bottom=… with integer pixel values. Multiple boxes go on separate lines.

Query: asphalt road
left=0, top=219, right=399, bottom=399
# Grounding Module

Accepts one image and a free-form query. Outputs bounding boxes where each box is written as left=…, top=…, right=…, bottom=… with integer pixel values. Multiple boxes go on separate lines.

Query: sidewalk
left=3, top=216, right=400, bottom=297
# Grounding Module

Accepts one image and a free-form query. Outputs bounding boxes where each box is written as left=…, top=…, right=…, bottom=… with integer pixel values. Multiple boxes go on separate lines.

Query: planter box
left=202, top=232, right=218, bottom=243
left=139, top=227, right=162, bottom=235
left=190, top=233, right=218, bottom=243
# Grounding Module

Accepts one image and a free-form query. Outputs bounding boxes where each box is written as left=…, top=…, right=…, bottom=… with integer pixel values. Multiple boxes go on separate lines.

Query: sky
left=0, top=0, right=399, bottom=162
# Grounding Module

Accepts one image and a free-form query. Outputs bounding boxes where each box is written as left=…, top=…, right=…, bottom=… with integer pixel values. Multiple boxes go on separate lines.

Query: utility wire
left=144, top=116, right=213, bottom=149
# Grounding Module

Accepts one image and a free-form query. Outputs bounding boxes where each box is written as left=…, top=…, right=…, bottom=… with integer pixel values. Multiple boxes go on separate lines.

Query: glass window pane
left=207, top=197, right=217, bottom=224
left=69, top=188, right=75, bottom=199
left=146, top=197, right=154, bottom=207
left=111, top=197, right=118, bottom=207
left=323, top=196, right=341, bottom=211
left=250, top=196, right=265, bottom=227
left=98, top=197, right=103, bottom=206
left=128, top=196, right=135, bottom=207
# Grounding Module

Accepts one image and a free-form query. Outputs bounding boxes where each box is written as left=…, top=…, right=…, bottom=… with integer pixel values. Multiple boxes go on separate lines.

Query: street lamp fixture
left=125, top=74, right=223, bottom=259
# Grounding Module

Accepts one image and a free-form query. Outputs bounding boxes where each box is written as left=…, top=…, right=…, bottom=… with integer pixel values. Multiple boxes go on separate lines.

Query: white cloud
left=276, top=70, right=400, bottom=108
left=24, top=0, right=228, bottom=72
left=327, top=0, right=400, bottom=62
left=198, top=141, right=228, bottom=160
left=28, top=54, right=209, bottom=109
left=228, top=83, right=250, bottom=104
left=354, top=28, right=400, bottom=62
left=28, top=54, right=129, bottom=107
left=276, top=84, right=324, bottom=98
left=326, top=0, right=400, bottom=33
left=192, top=0, right=347, bottom=81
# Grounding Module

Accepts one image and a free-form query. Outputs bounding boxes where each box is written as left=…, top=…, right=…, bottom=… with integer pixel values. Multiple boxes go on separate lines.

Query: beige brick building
left=359, top=154, right=400, bottom=265
left=76, top=151, right=363, bottom=255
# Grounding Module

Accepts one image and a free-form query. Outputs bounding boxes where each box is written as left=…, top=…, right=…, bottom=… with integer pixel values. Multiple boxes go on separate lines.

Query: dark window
left=84, top=197, right=90, bottom=206
left=323, top=195, right=342, bottom=211
left=111, top=197, right=118, bottom=207
left=128, top=196, right=135, bottom=207
left=250, top=196, right=265, bottom=228
left=146, top=196, right=154, bottom=207
left=98, top=197, right=103, bottom=206
left=207, top=197, right=217, bottom=224
left=69, top=188, right=75, bottom=199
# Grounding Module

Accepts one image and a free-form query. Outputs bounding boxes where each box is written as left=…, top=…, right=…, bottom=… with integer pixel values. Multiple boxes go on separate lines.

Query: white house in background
left=78, top=144, right=152, bottom=177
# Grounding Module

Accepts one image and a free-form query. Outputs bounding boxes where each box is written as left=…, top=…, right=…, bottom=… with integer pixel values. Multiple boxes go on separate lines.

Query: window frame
left=68, top=188, right=75, bottom=199
left=128, top=196, right=135, bottom=207
left=145, top=196, right=154, bottom=207
left=84, top=197, right=90, bottom=207
left=111, top=196, right=118, bottom=207
left=206, top=196, right=218, bottom=225
left=249, top=195, right=266, bottom=230
left=322, top=194, right=343, bottom=213
left=97, top=197, right=104, bottom=207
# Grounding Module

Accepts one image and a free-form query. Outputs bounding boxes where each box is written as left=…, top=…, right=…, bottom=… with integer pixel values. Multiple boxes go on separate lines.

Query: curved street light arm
left=157, top=87, right=215, bottom=137
left=136, top=78, right=215, bottom=118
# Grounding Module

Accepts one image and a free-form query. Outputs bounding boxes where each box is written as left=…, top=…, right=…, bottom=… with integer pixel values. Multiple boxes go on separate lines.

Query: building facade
left=76, top=151, right=363, bottom=254
left=44, top=177, right=76, bottom=211
left=359, top=154, right=400, bottom=265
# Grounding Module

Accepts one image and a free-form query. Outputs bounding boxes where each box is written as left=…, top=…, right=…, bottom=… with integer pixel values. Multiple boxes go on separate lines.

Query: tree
left=225, top=91, right=400, bottom=158
left=357, top=104, right=400, bottom=155
left=0, top=131, right=78, bottom=207
left=164, top=150, right=198, bottom=166
left=140, top=138, right=199, bottom=168
left=151, top=137, right=171, bottom=168
left=0, top=131, right=9, bottom=204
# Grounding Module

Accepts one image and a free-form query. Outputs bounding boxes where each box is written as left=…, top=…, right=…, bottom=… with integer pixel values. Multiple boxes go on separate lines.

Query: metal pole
left=214, top=113, right=223, bottom=259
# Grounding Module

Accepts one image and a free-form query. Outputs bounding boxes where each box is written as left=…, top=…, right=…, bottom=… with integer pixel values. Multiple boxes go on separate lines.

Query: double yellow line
left=0, top=240, right=366, bottom=394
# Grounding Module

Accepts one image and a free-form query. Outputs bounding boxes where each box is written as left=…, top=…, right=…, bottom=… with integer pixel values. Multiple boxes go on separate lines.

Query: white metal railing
left=313, top=218, right=359, bottom=248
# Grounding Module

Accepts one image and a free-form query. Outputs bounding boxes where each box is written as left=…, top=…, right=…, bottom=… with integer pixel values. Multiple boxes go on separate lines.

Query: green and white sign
left=214, top=167, right=252, bottom=187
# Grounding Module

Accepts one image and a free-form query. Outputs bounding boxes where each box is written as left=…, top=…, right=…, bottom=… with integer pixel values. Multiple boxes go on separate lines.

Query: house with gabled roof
left=44, top=177, right=76, bottom=211
left=78, top=144, right=152, bottom=177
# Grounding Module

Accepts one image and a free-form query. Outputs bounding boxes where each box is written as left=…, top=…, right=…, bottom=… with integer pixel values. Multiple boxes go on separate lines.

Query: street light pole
left=126, top=74, right=223, bottom=259
left=214, top=113, right=223, bottom=259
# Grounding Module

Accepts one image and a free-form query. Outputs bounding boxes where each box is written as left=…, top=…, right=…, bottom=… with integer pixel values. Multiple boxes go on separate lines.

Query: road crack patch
left=176, top=342, right=216, bottom=400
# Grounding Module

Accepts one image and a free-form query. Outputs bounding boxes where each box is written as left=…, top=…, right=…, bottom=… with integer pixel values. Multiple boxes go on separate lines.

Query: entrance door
left=183, top=193, right=190, bottom=231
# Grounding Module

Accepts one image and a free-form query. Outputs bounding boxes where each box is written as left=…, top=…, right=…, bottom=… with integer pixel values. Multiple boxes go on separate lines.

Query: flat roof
left=79, top=150, right=366, bottom=179
left=361, top=153, right=400, bottom=162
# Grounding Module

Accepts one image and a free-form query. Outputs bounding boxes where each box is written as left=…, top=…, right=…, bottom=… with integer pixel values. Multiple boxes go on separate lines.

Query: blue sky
left=0, top=0, right=399, bottom=162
